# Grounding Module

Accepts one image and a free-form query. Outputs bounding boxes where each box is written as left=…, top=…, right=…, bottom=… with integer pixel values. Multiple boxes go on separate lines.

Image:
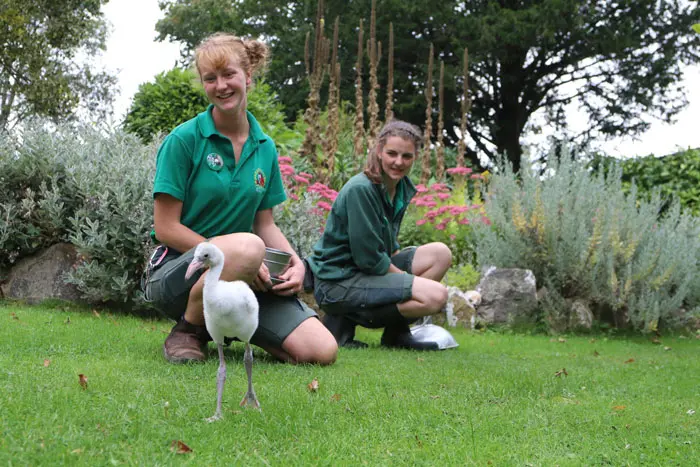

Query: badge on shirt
left=253, top=168, right=266, bottom=192
left=206, top=153, right=224, bottom=171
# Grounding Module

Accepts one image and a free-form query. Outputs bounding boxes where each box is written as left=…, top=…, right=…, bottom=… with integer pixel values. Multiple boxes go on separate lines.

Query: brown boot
left=163, top=318, right=211, bottom=364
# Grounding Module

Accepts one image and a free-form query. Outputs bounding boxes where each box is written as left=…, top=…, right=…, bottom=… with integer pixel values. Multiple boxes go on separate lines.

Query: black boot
left=380, top=321, right=439, bottom=351
left=322, top=314, right=368, bottom=349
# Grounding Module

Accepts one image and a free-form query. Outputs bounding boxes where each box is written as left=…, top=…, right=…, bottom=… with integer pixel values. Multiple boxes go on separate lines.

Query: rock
left=0, top=243, right=82, bottom=303
left=569, top=299, right=594, bottom=331
left=433, top=286, right=478, bottom=328
left=476, top=268, right=538, bottom=326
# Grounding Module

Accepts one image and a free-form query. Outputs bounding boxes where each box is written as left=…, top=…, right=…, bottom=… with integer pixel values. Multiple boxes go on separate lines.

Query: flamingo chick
left=184, top=242, right=261, bottom=421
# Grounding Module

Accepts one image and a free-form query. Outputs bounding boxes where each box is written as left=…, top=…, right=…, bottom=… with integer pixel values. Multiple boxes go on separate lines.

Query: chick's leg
left=240, top=342, right=260, bottom=409
left=206, top=343, right=226, bottom=422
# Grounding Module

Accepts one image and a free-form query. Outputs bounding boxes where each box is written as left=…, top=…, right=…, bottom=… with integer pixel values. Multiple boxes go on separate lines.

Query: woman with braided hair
left=143, top=33, right=337, bottom=365
left=307, top=120, right=452, bottom=350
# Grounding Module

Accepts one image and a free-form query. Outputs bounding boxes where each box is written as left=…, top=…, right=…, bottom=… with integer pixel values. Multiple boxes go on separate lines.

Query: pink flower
left=425, top=201, right=438, bottom=208
left=430, top=183, right=449, bottom=192
left=415, top=184, right=428, bottom=193
left=449, top=234, right=456, bottom=240
left=437, top=206, right=450, bottom=215
left=447, top=166, right=473, bottom=175
left=435, top=222, right=447, bottom=231
left=458, top=218, right=470, bottom=225
left=425, top=210, right=439, bottom=219
left=278, top=156, right=293, bottom=164
left=470, top=174, right=483, bottom=180
left=308, top=183, right=331, bottom=194
left=320, top=189, right=338, bottom=201
left=280, top=165, right=295, bottom=176
left=450, top=206, right=468, bottom=216
left=299, top=172, right=312, bottom=178
left=293, top=175, right=310, bottom=184
left=481, top=216, right=492, bottom=225
left=317, top=201, right=332, bottom=212
left=437, top=193, right=451, bottom=201
left=289, top=193, right=299, bottom=201
left=416, top=219, right=428, bottom=226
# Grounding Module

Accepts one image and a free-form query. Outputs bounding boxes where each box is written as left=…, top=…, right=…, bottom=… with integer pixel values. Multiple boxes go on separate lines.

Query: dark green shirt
left=308, top=173, right=417, bottom=280
left=152, top=105, right=286, bottom=241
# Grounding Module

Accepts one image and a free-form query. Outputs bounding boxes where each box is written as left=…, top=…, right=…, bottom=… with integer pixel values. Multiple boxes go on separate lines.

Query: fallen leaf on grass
left=307, top=378, right=319, bottom=392
left=71, top=448, right=83, bottom=454
left=554, top=368, right=568, bottom=377
left=415, top=435, right=423, bottom=448
left=330, top=393, right=341, bottom=402
left=558, top=337, right=567, bottom=343
left=92, top=309, right=101, bottom=318
left=651, top=337, right=661, bottom=345
left=687, top=409, right=695, bottom=416
left=612, top=405, right=626, bottom=411
left=624, top=358, right=635, bottom=364
left=589, top=338, right=597, bottom=343
left=65, top=317, right=71, bottom=324
left=593, top=350, right=600, bottom=357
left=10, top=312, right=19, bottom=320
left=663, top=346, right=671, bottom=351
left=170, top=440, right=192, bottom=454
left=78, top=374, right=88, bottom=390
left=43, top=359, right=50, bottom=367
left=416, top=357, right=425, bottom=362
left=430, top=395, right=440, bottom=399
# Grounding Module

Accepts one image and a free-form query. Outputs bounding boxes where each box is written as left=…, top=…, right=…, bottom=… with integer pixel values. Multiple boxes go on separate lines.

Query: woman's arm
left=253, top=208, right=304, bottom=295
left=153, top=193, right=206, bottom=253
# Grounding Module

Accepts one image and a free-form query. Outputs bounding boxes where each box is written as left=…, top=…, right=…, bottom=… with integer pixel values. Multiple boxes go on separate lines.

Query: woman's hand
left=270, top=258, right=305, bottom=296
left=251, top=262, right=273, bottom=292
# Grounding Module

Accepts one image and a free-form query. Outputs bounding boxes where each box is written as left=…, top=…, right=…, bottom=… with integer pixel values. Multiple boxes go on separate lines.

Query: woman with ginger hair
left=307, top=120, right=452, bottom=350
left=143, top=33, right=337, bottom=365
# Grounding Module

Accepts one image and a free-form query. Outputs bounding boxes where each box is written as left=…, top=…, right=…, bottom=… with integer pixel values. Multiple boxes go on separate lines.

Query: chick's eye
left=203, top=253, right=209, bottom=258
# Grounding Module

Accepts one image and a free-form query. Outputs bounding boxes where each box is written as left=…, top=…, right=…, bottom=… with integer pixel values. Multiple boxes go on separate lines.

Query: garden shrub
left=399, top=167, right=490, bottom=267
left=0, top=121, right=158, bottom=309
left=123, top=68, right=208, bottom=143
left=0, top=126, right=79, bottom=277
left=274, top=156, right=336, bottom=258
left=591, top=147, right=700, bottom=215
left=474, top=147, right=700, bottom=332
left=124, top=67, right=298, bottom=151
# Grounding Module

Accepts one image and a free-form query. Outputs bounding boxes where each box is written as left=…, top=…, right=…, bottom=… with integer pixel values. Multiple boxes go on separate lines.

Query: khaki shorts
left=313, top=247, right=416, bottom=328
left=143, top=245, right=317, bottom=349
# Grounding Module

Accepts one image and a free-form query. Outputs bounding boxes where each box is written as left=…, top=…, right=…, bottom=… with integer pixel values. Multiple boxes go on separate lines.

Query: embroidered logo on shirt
left=206, top=153, right=224, bottom=171
left=253, top=168, right=266, bottom=192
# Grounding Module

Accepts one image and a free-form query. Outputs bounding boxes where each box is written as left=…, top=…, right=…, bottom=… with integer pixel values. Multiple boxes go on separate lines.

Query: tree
left=0, top=0, right=116, bottom=131
left=156, top=0, right=700, bottom=172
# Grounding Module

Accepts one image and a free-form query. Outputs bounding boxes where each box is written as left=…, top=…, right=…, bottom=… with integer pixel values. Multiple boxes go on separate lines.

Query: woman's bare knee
left=211, top=233, right=265, bottom=281
left=282, top=318, right=338, bottom=365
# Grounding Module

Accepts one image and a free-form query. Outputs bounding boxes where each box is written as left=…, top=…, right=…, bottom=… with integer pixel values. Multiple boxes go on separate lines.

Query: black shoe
left=322, top=314, right=368, bottom=348
left=380, top=323, right=439, bottom=351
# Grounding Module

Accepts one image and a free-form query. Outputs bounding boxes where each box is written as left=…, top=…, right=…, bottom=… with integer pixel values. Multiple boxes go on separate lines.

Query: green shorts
left=143, top=245, right=317, bottom=349
left=313, top=247, right=416, bottom=328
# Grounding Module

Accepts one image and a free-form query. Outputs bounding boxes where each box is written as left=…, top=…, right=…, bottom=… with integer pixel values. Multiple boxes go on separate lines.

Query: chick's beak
left=185, top=259, right=204, bottom=280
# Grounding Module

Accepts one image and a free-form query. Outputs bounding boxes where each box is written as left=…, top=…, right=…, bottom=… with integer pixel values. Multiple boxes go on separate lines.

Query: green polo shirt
left=152, top=105, right=286, bottom=241
left=307, top=173, right=417, bottom=280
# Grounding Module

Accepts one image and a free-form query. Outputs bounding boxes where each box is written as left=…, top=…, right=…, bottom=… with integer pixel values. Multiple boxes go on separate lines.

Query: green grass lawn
left=1, top=301, right=698, bottom=466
